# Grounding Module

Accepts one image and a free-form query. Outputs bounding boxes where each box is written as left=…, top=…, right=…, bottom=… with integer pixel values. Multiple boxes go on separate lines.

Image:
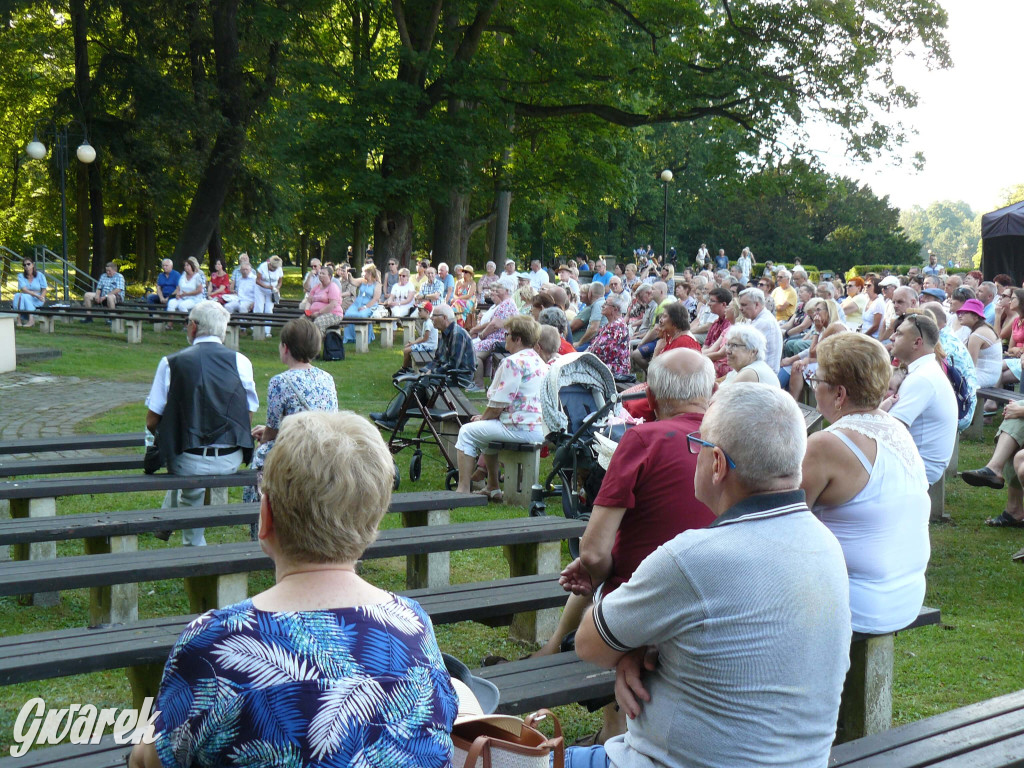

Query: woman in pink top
left=305, top=269, right=344, bottom=334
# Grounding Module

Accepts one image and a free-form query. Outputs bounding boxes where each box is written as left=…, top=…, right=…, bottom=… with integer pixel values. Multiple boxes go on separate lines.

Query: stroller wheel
left=409, top=451, right=422, bottom=482
left=445, top=469, right=459, bottom=490
left=392, top=462, right=401, bottom=491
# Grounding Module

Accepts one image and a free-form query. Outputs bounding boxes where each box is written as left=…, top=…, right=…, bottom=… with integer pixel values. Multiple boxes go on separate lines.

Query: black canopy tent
left=982, top=201, right=1024, bottom=282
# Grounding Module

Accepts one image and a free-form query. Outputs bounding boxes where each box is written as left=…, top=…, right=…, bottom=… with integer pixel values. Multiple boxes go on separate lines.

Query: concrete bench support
left=185, top=572, right=248, bottom=614
left=252, top=325, right=267, bottom=341
left=380, top=322, right=395, bottom=349
left=110, top=317, right=126, bottom=335
left=504, top=540, right=561, bottom=644
left=403, top=509, right=450, bottom=589
left=0, top=315, right=14, bottom=373
left=945, top=439, right=959, bottom=481
left=37, top=315, right=56, bottom=334
left=127, top=663, right=165, bottom=711
left=839, top=633, right=894, bottom=742
left=152, top=320, right=166, bottom=333
left=353, top=323, right=369, bottom=353
left=125, top=320, right=144, bottom=344
left=85, top=534, right=139, bottom=626
left=964, top=403, right=984, bottom=440
left=928, top=475, right=948, bottom=523
left=496, top=444, right=542, bottom=507
left=10, top=496, right=58, bottom=607
left=401, top=320, right=418, bottom=342
left=223, top=326, right=240, bottom=350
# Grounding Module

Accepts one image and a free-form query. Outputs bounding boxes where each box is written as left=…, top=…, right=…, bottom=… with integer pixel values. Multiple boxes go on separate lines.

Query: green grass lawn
left=2, top=320, right=1024, bottom=747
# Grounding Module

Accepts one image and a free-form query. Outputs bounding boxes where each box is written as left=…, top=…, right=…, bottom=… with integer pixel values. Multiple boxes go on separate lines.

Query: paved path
left=0, top=371, right=150, bottom=454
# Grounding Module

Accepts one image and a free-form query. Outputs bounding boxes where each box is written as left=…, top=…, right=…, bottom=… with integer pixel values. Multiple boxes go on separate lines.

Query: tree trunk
left=72, top=0, right=106, bottom=278
left=374, top=209, right=413, bottom=266
left=298, top=231, right=308, bottom=270
left=171, top=0, right=279, bottom=265
left=207, top=224, right=224, bottom=268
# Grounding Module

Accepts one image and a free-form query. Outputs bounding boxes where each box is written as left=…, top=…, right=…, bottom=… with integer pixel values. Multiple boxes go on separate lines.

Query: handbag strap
left=280, top=372, right=313, bottom=412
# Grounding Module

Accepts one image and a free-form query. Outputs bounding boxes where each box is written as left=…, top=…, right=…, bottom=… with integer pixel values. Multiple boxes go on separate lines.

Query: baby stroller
left=529, top=352, right=629, bottom=557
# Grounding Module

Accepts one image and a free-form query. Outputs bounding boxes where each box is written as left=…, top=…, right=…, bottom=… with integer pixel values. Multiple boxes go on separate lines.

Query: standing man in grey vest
left=145, top=301, right=259, bottom=546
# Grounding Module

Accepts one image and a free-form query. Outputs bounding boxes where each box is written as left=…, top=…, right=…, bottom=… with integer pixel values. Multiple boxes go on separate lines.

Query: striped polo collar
left=709, top=489, right=808, bottom=528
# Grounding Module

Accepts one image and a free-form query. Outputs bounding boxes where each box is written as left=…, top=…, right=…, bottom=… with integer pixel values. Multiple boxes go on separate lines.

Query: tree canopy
left=0, top=0, right=950, bottom=278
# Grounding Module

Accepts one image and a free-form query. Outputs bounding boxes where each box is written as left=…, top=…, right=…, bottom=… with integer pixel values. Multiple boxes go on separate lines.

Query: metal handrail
left=32, top=245, right=97, bottom=301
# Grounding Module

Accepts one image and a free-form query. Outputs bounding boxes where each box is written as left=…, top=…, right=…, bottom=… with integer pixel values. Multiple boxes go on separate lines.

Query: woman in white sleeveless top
left=956, top=298, right=1002, bottom=388
left=801, top=333, right=930, bottom=634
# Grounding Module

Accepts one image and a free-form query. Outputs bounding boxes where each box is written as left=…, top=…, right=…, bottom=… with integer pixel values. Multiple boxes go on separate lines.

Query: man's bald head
left=893, top=286, right=917, bottom=316
left=547, top=285, right=569, bottom=309
left=647, top=349, right=714, bottom=416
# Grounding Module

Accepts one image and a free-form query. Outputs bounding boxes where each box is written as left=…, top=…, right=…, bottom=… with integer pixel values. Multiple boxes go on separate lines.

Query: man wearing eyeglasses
left=883, top=313, right=957, bottom=485
left=568, top=383, right=851, bottom=768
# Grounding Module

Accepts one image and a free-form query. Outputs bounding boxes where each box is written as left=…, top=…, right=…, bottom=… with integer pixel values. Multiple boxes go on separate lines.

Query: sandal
left=476, top=488, right=503, bottom=503
left=961, top=467, right=1005, bottom=489
left=985, top=511, right=1024, bottom=528
left=1012, top=547, right=1024, bottom=562
left=572, top=729, right=604, bottom=747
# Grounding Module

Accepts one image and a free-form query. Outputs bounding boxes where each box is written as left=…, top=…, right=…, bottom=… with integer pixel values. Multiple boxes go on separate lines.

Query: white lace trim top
left=815, top=411, right=930, bottom=633
left=824, top=412, right=927, bottom=490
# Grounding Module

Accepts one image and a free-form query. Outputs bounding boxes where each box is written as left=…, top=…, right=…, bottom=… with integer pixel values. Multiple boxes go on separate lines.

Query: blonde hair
left=261, top=411, right=393, bottom=564
left=504, top=314, right=541, bottom=347
left=815, top=333, right=891, bottom=409
left=268, top=255, right=283, bottom=268
left=362, top=265, right=379, bottom=282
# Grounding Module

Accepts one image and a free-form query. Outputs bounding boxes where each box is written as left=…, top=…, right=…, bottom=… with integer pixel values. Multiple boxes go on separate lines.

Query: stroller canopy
left=540, top=352, right=618, bottom=434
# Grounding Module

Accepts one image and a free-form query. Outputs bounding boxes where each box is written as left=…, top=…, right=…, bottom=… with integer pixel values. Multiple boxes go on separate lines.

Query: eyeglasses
left=686, top=432, right=736, bottom=468
left=724, top=342, right=747, bottom=350
left=1001, top=293, right=1013, bottom=300
left=808, top=376, right=831, bottom=388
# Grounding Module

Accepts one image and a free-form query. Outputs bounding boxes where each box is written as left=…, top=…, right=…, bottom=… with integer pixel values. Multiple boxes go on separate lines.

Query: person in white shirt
left=254, top=255, right=284, bottom=337
left=299, top=259, right=322, bottom=310
left=528, top=259, right=550, bottom=291
left=738, top=287, right=783, bottom=372
left=383, top=268, right=417, bottom=317
left=224, top=262, right=257, bottom=314
left=736, top=248, right=755, bottom=282
left=883, top=313, right=958, bottom=484
left=696, top=243, right=709, bottom=269
left=497, top=260, right=519, bottom=293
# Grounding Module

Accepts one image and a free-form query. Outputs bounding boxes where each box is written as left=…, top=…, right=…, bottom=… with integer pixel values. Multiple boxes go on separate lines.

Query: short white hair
left=776, top=268, right=791, bottom=280
left=434, top=303, right=455, bottom=322
left=648, top=352, right=714, bottom=403
left=725, top=323, right=767, bottom=361
left=702, top=383, right=805, bottom=490
left=739, top=287, right=766, bottom=305
left=189, top=300, right=229, bottom=340
left=605, top=292, right=628, bottom=313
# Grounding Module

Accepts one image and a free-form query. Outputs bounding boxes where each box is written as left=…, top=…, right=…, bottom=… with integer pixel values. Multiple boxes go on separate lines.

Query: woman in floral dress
left=454, top=315, right=548, bottom=501
left=451, top=265, right=477, bottom=326
left=243, top=319, right=339, bottom=535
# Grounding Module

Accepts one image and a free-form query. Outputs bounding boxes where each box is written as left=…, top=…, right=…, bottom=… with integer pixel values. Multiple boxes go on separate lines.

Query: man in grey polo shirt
left=569, top=383, right=851, bottom=768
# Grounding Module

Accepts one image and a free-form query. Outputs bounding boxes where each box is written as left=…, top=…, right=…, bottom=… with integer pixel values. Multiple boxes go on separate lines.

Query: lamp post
left=26, top=123, right=97, bottom=300
left=660, top=169, right=673, bottom=260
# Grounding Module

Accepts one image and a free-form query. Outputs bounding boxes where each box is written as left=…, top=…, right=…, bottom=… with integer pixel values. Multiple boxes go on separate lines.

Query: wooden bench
left=964, top=386, right=1022, bottom=440
left=0, top=432, right=143, bottom=457
left=0, top=453, right=144, bottom=478
left=476, top=606, right=942, bottom=729
left=0, top=516, right=586, bottom=705
left=829, top=687, right=1024, bottom=767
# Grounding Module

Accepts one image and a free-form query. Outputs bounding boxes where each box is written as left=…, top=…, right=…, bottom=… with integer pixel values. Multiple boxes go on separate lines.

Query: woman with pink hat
left=956, top=298, right=1002, bottom=387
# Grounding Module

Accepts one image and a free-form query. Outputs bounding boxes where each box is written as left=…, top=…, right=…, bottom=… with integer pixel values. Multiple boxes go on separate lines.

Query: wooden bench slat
left=476, top=653, right=615, bottom=715
left=0, top=454, right=144, bottom=478
left=0, top=433, right=143, bottom=456
left=0, top=491, right=489, bottom=545
left=829, top=689, right=1024, bottom=767
left=0, top=471, right=257, bottom=500
left=0, top=516, right=584, bottom=596
left=0, top=573, right=574, bottom=685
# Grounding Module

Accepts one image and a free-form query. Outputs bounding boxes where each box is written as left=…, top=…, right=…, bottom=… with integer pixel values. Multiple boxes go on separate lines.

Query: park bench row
left=20, top=304, right=416, bottom=353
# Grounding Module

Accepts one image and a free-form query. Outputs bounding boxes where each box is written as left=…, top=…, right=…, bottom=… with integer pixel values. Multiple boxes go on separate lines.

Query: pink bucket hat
left=956, top=298, right=987, bottom=319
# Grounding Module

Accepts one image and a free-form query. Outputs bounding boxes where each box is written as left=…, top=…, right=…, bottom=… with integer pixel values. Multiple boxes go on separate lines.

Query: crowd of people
left=14, top=244, right=1024, bottom=767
